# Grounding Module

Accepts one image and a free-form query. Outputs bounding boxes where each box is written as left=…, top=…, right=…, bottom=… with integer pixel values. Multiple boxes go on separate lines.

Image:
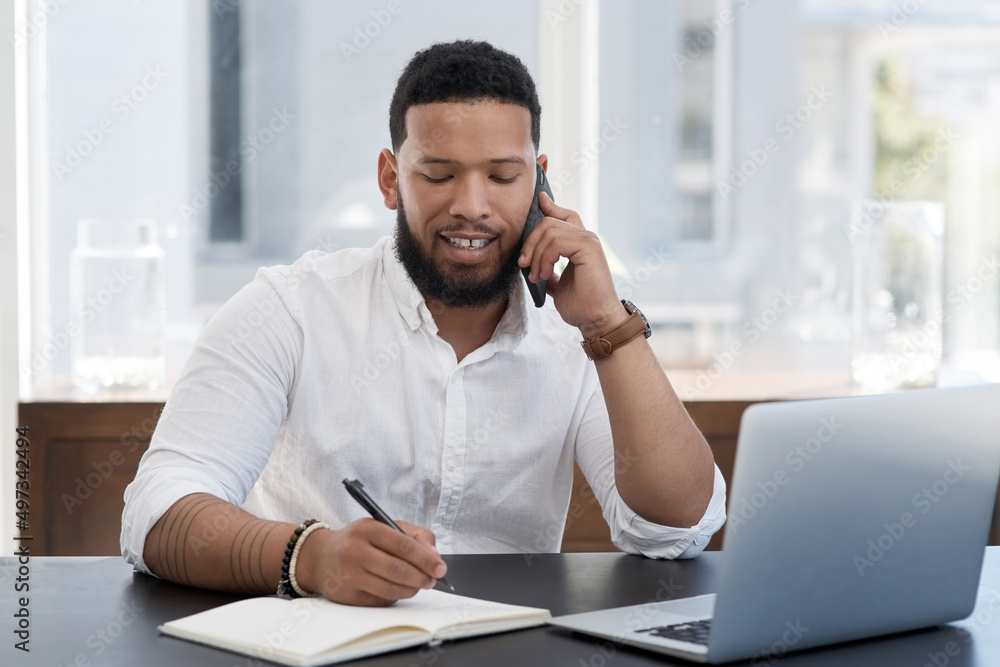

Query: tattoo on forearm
left=155, top=495, right=221, bottom=586
left=244, top=521, right=272, bottom=591
left=259, top=525, right=282, bottom=591
left=156, top=494, right=204, bottom=582
left=152, top=495, right=287, bottom=594
left=175, top=496, right=220, bottom=586
left=231, top=521, right=258, bottom=591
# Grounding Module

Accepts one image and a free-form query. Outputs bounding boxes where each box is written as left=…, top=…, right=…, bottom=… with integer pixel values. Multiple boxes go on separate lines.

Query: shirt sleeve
left=120, top=268, right=302, bottom=574
left=573, top=385, right=727, bottom=559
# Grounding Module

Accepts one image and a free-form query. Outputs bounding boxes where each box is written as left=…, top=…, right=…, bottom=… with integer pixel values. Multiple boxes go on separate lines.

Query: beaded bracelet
left=276, top=519, right=330, bottom=598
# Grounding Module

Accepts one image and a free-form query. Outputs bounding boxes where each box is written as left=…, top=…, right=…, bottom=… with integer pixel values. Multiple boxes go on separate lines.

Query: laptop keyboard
left=635, top=618, right=712, bottom=645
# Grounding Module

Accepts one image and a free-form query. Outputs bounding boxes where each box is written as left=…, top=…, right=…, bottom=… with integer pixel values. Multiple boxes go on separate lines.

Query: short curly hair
left=389, top=40, right=541, bottom=153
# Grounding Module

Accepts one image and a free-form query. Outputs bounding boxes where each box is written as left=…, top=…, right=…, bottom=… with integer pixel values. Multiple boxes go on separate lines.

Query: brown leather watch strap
left=580, top=310, right=649, bottom=360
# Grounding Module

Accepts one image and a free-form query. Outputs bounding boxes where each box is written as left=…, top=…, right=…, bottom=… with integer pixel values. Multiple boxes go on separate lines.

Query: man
left=121, top=40, right=726, bottom=607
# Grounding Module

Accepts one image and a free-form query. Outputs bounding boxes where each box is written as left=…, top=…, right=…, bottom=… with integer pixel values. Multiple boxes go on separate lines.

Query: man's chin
left=393, top=204, right=520, bottom=308
left=432, top=271, right=518, bottom=308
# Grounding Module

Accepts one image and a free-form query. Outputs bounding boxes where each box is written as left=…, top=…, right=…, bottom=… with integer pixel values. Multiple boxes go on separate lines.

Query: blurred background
left=11, top=0, right=1000, bottom=388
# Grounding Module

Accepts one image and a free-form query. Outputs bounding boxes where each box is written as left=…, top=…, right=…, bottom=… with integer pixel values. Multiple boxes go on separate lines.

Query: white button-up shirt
left=121, top=237, right=726, bottom=572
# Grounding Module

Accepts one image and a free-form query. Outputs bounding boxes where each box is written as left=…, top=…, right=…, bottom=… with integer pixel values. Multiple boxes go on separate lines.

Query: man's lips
left=437, top=233, right=499, bottom=264
left=441, top=234, right=496, bottom=250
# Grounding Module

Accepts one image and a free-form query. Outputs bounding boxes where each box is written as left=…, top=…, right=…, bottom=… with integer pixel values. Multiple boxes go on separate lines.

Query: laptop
left=549, top=383, right=1000, bottom=663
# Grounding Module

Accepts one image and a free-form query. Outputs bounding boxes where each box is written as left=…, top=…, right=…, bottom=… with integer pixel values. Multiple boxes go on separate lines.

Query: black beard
left=393, top=193, right=522, bottom=309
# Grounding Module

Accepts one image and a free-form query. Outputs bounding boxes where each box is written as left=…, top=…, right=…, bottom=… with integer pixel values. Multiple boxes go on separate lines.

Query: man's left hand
left=518, top=191, right=626, bottom=338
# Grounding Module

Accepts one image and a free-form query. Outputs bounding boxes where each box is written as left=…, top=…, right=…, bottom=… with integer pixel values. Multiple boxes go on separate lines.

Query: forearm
left=591, top=336, right=716, bottom=527
left=142, top=493, right=295, bottom=594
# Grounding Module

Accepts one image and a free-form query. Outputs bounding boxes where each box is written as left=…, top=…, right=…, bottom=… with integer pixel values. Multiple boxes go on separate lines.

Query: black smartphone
left=521, top=163, right=553, bottom=308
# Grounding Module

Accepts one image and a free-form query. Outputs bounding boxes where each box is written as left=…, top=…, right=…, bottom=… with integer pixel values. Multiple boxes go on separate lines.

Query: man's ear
left=377, top=148, right=399, bottom=211
left=535, top=153, right=548, bottom=173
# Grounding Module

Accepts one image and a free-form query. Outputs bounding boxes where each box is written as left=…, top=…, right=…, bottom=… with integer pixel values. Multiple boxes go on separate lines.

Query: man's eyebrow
left=414, top=155, right=529, bottom=166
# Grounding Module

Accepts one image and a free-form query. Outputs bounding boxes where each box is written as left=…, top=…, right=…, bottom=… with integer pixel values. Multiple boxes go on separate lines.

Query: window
left=18, top=0, right=1000, bottom=397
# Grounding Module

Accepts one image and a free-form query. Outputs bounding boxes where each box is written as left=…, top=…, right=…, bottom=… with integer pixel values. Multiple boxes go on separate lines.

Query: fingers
left=545, top=271, right=561, bottom=295
left=307, top=520, right=448, bottom=607
left=397, top=520, right=438, bottom=551
left=519, top=195, right=600, bottom=282
left=538, top=192, right=583, bottom=229
left=519, top=220, right=602, bottom=283
left=375, top=522, right=446, bottom=579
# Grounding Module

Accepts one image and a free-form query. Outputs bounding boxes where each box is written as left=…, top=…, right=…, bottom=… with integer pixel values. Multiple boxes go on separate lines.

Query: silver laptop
left=549, top=384, right=1000, bottom=663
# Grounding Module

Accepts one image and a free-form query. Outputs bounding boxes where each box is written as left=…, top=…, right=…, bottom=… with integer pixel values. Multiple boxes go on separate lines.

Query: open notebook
left=159, top=588, right=550, bottom=666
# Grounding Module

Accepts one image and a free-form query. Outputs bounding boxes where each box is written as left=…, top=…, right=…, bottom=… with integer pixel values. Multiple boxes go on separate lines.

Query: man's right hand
left=294, top=519, right=448, bottom=606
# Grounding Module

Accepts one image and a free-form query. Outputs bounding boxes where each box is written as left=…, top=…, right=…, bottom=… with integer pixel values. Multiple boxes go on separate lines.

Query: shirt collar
left=381, top=235, right=531, bottom=350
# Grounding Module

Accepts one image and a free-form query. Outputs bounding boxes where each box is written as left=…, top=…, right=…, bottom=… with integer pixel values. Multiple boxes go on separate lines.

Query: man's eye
left=491, top=175, right=518, bottom=184
left=423, top=175, right=452, bottom=183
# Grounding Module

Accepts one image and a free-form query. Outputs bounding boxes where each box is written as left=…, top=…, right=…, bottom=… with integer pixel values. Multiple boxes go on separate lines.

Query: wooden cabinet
left=18, top=402, right=161, bottom=556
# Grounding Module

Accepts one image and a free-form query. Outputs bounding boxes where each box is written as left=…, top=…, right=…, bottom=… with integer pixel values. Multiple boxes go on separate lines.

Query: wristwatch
left=580, top=300, right=652, bottom=360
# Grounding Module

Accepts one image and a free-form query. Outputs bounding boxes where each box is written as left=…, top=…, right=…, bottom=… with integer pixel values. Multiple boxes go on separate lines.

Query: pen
left=342, top=478, right=455, bottom=592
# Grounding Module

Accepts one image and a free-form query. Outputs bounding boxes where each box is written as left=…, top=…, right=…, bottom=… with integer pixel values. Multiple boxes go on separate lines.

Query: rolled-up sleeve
left=574, top=387, right=727, bottom=559
left=120, top=269, right=302, bottom=574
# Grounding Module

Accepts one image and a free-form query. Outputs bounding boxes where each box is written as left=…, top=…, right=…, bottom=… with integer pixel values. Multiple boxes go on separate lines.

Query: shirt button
left=445, top=461, right=455, bottom=472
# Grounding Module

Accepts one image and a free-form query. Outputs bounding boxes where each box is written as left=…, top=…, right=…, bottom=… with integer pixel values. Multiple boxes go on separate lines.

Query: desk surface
left=2, top=550, right=1000, bottom=666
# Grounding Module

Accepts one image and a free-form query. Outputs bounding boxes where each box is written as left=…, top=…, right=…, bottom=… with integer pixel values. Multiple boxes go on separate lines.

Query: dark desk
left=3, top=550, right=1000, bottom=666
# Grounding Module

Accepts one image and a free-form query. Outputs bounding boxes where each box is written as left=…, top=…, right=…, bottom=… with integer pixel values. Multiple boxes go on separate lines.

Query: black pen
left=342, top=478, right=455, bottom=592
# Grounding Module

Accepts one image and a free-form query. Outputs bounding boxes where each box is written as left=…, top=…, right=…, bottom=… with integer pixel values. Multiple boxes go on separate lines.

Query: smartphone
left=521, top=163, right=553, bottom=308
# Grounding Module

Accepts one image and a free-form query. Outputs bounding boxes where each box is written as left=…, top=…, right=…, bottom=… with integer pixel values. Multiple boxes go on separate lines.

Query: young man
left=121, top=40, right=726, bottom=607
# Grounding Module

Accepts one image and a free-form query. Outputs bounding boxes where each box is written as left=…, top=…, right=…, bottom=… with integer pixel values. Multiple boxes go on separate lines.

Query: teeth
left=445, top=236, right=491, bottom=250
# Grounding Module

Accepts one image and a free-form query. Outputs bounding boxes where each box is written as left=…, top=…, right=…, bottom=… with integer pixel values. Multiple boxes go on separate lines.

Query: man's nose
left=448, top=175, right=491, bottom=221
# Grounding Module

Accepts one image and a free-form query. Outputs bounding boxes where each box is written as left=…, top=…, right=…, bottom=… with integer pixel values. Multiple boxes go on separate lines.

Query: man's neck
left=425, top=297, right=509, bottom=364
